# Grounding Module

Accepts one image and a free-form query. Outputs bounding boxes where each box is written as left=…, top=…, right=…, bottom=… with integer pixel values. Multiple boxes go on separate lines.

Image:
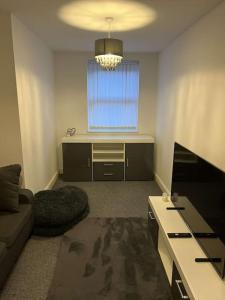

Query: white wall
left=155, top=1, right=225, bottom=192
left=55, top=51, right=158, bottom=141
left=11, top=16, right=57, bottom=193
left=0, top=12, right=23, bottom=167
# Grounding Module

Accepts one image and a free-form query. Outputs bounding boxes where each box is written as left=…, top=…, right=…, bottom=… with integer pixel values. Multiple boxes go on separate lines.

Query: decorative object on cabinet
left=66, top=128, right=76, bottom=136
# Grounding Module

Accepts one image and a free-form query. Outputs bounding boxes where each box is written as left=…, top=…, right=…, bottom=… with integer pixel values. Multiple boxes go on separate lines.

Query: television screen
left=171, top=142, right=225, bottom=278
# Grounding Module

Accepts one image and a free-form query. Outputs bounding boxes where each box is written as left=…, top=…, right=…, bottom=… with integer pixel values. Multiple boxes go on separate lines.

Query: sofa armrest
left=19, top=189, right=34, bottom=204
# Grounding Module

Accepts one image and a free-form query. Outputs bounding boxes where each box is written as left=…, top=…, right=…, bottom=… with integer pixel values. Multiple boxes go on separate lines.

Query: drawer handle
left=104, top=173, right=114, bottom=176
left=103, top=163, right=113, bottom=166
left=148, top=211, right=156, bottom=220
left=175, top=280, right=189, bottom=299
left=126, top=158, right=129, bottom=167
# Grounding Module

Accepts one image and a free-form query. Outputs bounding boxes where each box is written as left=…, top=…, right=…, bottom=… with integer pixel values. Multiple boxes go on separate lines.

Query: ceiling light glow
left=58, top=0, right=156, bottom=32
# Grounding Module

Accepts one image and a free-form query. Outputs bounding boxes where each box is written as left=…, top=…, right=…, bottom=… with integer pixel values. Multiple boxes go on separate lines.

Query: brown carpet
left=47, top=217, right=172, bottom=300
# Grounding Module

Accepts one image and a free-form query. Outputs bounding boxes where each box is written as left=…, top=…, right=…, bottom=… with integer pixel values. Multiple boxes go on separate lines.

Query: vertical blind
left=87, top=60, right=139, bottom=132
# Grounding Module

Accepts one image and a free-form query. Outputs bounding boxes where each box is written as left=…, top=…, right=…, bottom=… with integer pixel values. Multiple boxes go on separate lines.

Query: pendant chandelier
left=95, top=17, right=123, bottom=71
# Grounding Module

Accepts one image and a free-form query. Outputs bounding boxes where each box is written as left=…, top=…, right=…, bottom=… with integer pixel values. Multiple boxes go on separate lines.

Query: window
left=87, top=60, right=139, bottom=132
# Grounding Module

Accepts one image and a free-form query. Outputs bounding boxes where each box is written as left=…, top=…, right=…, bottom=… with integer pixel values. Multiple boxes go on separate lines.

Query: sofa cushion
left=0, top=164, right=21, bottom=212
left=0, top=204, right=32, bottom=248
left=0, top=242, right=6, bottom=264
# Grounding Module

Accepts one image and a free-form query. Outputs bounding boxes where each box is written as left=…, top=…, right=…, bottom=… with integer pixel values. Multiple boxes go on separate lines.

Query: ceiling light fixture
left=95, top=17, right=123, bottom=71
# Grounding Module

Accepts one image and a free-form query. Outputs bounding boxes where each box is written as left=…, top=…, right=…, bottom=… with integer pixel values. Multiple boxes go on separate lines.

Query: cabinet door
left=148, top=204, right=159, bottom=248
left=63, top=143, right=92, bottom=181
left=171, top=263, right=190, bottom=299
left=125, top=143, right=154, bottom=180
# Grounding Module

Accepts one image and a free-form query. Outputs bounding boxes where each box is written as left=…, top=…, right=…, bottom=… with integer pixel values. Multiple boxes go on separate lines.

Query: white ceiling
left=0, top=0, right=222, bottom=52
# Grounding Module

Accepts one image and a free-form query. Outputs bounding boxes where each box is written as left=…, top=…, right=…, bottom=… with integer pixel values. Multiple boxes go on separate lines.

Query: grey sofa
left=0, top=189, right=33, bottom=290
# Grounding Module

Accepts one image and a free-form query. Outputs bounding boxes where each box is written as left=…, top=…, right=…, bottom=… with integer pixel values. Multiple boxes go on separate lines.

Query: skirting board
left=44, top=172, right=58, bottom=190
left=154, top=173, right=170, bottom=195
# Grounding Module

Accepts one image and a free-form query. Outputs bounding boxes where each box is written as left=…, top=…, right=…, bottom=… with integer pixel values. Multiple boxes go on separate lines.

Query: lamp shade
left=95, top=38, right=123, bottom=70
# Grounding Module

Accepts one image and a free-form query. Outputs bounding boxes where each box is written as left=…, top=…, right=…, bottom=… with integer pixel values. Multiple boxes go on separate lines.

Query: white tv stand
left=148, top=196, right=225, bottom=300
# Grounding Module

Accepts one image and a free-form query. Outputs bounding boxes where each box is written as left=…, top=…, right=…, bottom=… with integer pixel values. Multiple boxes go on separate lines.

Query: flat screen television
left=171, top=142, right=225, bottom=278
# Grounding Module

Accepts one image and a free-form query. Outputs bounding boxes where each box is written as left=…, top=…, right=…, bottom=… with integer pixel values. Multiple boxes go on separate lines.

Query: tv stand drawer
left=171, top=263, right=189, bottom=300
left=148, top=204, right=159, bottom=247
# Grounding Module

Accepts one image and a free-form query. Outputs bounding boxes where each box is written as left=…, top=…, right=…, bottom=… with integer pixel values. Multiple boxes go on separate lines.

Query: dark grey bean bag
left=33, top=186, right=89, bottom=236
